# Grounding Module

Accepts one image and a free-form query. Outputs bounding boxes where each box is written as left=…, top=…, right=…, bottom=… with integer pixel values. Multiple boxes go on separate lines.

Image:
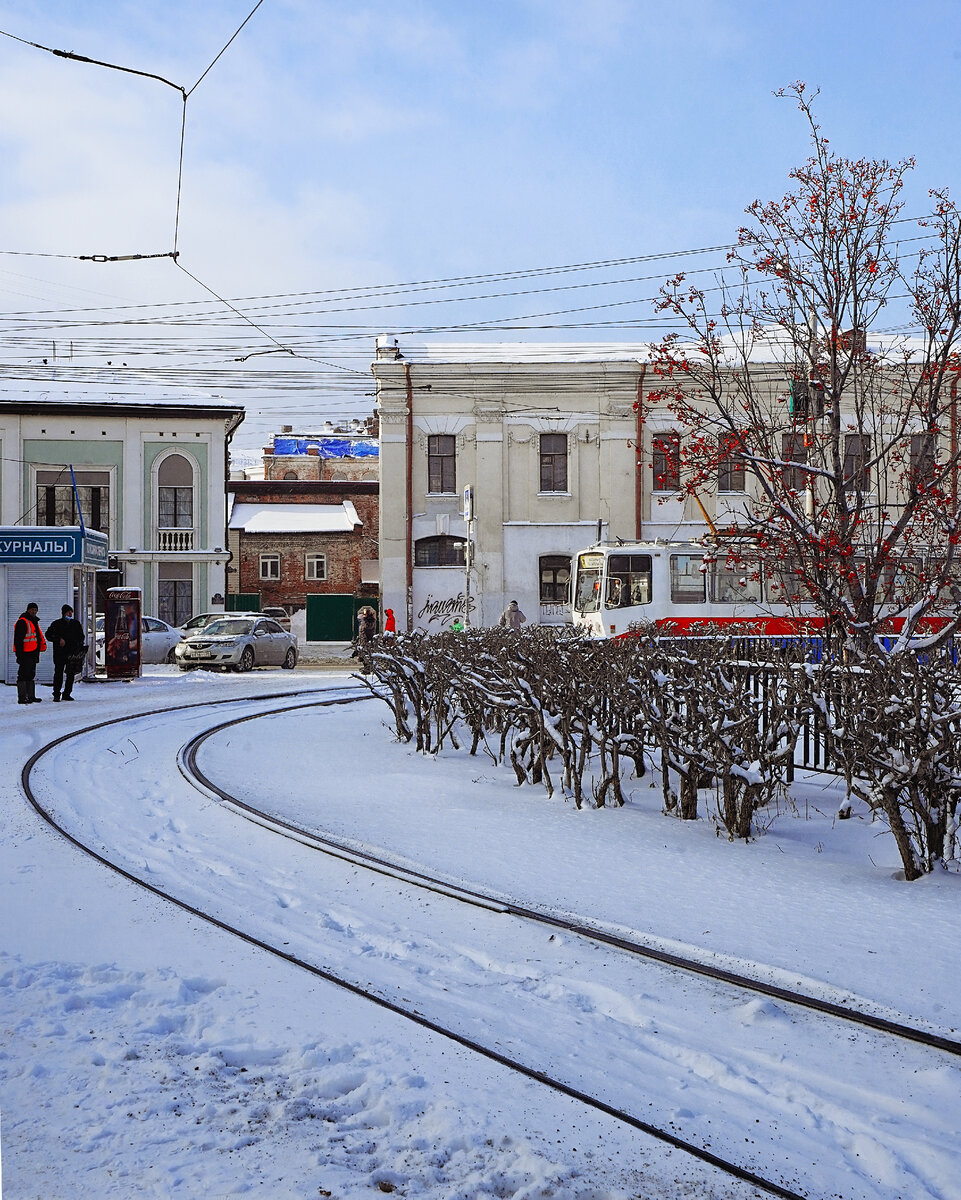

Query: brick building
left=226, top=478, right=378, bottom=641
left=261, top=422, right=378, bottom=484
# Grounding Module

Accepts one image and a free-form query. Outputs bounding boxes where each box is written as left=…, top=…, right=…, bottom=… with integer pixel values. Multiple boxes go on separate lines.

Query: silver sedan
left=174, top=616, right=298, bottom=672
left=96, top=614, right=184, bottom=666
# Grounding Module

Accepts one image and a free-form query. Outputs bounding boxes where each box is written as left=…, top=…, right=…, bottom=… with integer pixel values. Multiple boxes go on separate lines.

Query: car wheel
left=282, top=648, right=297, bottom=669
left=166, top=647, right=178, bottom=664
left=239, top=646, right=255, bottom=672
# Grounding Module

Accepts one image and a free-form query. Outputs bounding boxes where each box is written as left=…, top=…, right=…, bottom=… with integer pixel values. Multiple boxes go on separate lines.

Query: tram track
left=20, top=688, right=957, bottom=1200
left=181, top=697, right=961, bottom=1062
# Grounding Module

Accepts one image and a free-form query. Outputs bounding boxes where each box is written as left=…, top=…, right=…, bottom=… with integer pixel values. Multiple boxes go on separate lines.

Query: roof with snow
left=374, top=330, right=920, bottom=367
left=228, top=501, right=361, bottom=534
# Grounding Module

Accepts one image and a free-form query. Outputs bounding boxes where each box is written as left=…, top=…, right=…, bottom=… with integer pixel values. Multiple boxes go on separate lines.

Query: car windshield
left=202, top=619, right=253, bottom=637
left=95, top=616, right=104, bottom=632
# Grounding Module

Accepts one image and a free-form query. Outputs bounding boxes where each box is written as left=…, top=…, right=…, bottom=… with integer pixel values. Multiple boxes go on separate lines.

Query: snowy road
left=15, top=677, right=961, bottom=1200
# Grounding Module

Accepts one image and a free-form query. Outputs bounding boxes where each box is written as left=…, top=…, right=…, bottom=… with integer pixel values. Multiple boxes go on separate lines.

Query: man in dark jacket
left=46, top=604, right=85, bottom=702
left=13, top=602, right=47, bottom=704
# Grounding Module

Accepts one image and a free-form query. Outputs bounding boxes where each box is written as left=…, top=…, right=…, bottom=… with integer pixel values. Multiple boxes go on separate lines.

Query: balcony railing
left=156, top=527, right=194, bottom=552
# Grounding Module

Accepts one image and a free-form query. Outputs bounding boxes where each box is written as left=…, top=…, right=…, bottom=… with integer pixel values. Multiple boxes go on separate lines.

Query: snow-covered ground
left=2, top=666, right=959, bottom=1200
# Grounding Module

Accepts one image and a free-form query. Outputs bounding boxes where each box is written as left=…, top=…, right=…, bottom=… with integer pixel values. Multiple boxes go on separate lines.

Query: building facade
left=0, top=398, right=244, bottom=622
left=372, top=339, right=717, bottom=631
left=226, top=478, right=379, bottom=641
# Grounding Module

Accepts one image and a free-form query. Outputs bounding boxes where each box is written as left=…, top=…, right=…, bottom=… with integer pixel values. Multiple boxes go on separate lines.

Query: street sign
left=463, top=484, right=473, bottom=521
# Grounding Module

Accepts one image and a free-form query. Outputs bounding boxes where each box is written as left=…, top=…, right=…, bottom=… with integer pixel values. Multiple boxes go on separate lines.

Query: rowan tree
left=645, top=83, right=961, bottom=652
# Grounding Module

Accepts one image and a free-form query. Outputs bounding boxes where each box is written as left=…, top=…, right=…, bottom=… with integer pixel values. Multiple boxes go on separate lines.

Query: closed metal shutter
left=5, top=567, right=72, bottom=685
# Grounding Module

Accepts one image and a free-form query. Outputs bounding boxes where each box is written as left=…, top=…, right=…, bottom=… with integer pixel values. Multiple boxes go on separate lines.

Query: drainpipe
left=224, top=411, right=244, bottom=607
left=405, top=363, right=414, bottom=631
left=952, top=374, right=958, bottom=515
left=635, top=364, right=646, bottom=540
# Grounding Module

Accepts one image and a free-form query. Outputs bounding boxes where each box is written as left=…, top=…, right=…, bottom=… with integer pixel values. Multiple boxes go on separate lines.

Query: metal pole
left=464, top=518, right=472, bottom=628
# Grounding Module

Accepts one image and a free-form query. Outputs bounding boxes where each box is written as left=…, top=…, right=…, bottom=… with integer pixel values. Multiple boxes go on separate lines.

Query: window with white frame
left=427, top=435, right=456, bottom=494
left=36, top=470, right=111, bottom=538
left=652, top=432, right=681, bottom=492
left=157, top=453, right=194, bottom=528
left=415, top=535, right=466, bottom=566
left=259, top=553, right=281, bottom=580
left=539, top=433, right=568, bottom=493
left=717, top=433, right=747, bottom=492
left=305, top=552, right=327, bottom=580
left=539, top=555, right=571, bottom=602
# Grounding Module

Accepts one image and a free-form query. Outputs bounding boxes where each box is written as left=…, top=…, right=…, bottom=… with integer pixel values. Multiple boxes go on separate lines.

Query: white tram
left=571, top=541, right=816, bottom=638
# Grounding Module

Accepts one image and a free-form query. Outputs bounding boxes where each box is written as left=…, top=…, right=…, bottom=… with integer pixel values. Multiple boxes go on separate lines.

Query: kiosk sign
left=0, top=526, right=108, bottom=565
left=104, top=588, right=142, bottom=680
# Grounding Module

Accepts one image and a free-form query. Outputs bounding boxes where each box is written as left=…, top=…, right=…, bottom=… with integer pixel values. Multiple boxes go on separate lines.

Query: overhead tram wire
left=0, top=233, right=941, bottom=348
left=0, top=209, right=944, bottom=309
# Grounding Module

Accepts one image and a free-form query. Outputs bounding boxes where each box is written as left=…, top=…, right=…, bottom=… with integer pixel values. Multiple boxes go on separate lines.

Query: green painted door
left=228, top=593, right=261, bottom=612
left=306, top=594, right=356, bottom=641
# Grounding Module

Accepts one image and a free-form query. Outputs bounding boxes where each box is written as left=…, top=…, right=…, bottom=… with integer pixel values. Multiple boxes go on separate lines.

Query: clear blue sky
left=1, top=0, right=959, bottom=451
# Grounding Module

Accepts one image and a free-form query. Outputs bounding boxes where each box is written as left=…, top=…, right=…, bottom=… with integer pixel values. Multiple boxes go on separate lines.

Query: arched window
left=415, top=535, right=466, bottom=567
left=158, top=454, right=194, bottom=528
left=283, top=470, right=298, bottom=481
left=539, top=555, right=571, bottom=603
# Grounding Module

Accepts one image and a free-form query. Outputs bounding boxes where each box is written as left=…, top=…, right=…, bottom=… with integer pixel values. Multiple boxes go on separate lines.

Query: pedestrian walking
left=384, top=608, right=396, bottom=634
left=498, top=600, right=527, bottom=631
left=13, top=602, right=47, bottom=704
left=46, top=604, right=86, bottom=702
left=357, top=606, right=377, bottom=644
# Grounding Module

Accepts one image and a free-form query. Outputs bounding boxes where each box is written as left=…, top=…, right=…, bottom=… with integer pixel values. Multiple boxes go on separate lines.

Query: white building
left=0, top=396, right=245, bottom=623
left=372, top=338, right=717, bottom=631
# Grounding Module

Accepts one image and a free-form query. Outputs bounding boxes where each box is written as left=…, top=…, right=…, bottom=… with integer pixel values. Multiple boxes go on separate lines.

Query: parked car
left=180, top=610, right=278, bottom=634
left=95, top=614, right=183, bottom=666
left=180, top=611, right=231, bottom=635
left=174, top=616, right=298, bottom=672
left=260, top=606, right=292, bottom=631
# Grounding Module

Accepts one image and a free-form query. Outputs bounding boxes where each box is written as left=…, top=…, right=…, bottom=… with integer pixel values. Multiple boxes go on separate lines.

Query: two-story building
left=227, top=426, right=379, bottom=641
left=373, top=338, right=700, bottom=630
left=0, top=396, right=245, bottom=623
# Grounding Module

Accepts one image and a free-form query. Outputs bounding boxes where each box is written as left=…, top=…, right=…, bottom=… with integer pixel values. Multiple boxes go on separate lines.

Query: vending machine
left=104, top=587, right=142, bottom=680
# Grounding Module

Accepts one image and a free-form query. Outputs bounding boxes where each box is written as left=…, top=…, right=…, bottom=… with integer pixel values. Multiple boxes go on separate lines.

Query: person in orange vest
left=13, top=601, right=47, bottom=704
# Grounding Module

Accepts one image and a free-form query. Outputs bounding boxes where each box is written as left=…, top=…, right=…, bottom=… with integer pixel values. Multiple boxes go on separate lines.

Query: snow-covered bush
left=355, top=627, right=961, bottom=873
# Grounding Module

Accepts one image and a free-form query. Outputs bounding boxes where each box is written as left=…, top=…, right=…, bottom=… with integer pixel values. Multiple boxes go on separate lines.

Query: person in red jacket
left=13, top=602, right=47, bottom=704
left=384, top=608, right=396, bottom=634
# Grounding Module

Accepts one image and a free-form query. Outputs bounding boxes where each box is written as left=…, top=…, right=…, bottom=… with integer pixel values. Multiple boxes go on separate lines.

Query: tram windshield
left=574, top=553, right=604, bottom=612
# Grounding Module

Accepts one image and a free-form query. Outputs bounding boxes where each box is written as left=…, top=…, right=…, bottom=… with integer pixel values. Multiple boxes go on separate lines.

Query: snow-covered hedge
left=354, top=629, right=961, bottom=879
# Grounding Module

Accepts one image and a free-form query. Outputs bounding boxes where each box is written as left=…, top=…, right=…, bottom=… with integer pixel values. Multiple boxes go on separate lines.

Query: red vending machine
left=104, top=587, right=142, bottom=680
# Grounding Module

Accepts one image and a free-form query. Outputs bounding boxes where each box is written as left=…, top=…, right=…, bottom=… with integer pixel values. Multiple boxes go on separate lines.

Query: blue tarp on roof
left=273, top=436, right=378, bottom=458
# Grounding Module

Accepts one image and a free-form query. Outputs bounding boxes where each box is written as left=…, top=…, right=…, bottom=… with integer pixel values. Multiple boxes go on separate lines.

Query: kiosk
left=1, top=526, right=108, bottom=687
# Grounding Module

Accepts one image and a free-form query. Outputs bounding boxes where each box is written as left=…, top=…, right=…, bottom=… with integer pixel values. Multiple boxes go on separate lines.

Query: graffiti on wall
left=417, top=592, right=477, bottom=626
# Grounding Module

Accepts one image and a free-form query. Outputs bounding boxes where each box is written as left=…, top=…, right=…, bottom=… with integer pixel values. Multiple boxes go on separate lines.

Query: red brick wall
left=237, top=530, right=376, bottom=609
left=228, top=482, right=379, bottom=610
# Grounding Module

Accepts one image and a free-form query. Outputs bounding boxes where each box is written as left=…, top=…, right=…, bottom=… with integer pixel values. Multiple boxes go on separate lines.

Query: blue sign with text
left=0, top=526, right=108, bottom=566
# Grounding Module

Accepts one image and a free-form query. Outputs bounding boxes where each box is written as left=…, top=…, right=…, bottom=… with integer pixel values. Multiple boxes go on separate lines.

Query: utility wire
left=173, top=260, right=369, bottom=376
left=0, top=26, right=185, bottom=93
left=187, top=0, right=264, bottom=96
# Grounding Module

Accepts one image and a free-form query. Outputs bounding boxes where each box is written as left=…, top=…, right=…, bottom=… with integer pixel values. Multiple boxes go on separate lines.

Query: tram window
left=670, top=555, right=706, bottom=603
left=710, top=560, right=762, bottom=603
left=607, top=554, right=652, bottom=607
left=765, top=562, right=810, bottom=604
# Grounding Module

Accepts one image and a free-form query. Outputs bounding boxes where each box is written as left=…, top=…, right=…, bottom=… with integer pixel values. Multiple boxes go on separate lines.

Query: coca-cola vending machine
left=104, top=587, right=142, bottom=680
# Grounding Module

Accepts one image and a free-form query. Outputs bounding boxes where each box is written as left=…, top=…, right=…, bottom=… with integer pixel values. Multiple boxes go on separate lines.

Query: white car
left=96, top=614, right=184, bottom=666
left=174, top=616, right=298, bottom=672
